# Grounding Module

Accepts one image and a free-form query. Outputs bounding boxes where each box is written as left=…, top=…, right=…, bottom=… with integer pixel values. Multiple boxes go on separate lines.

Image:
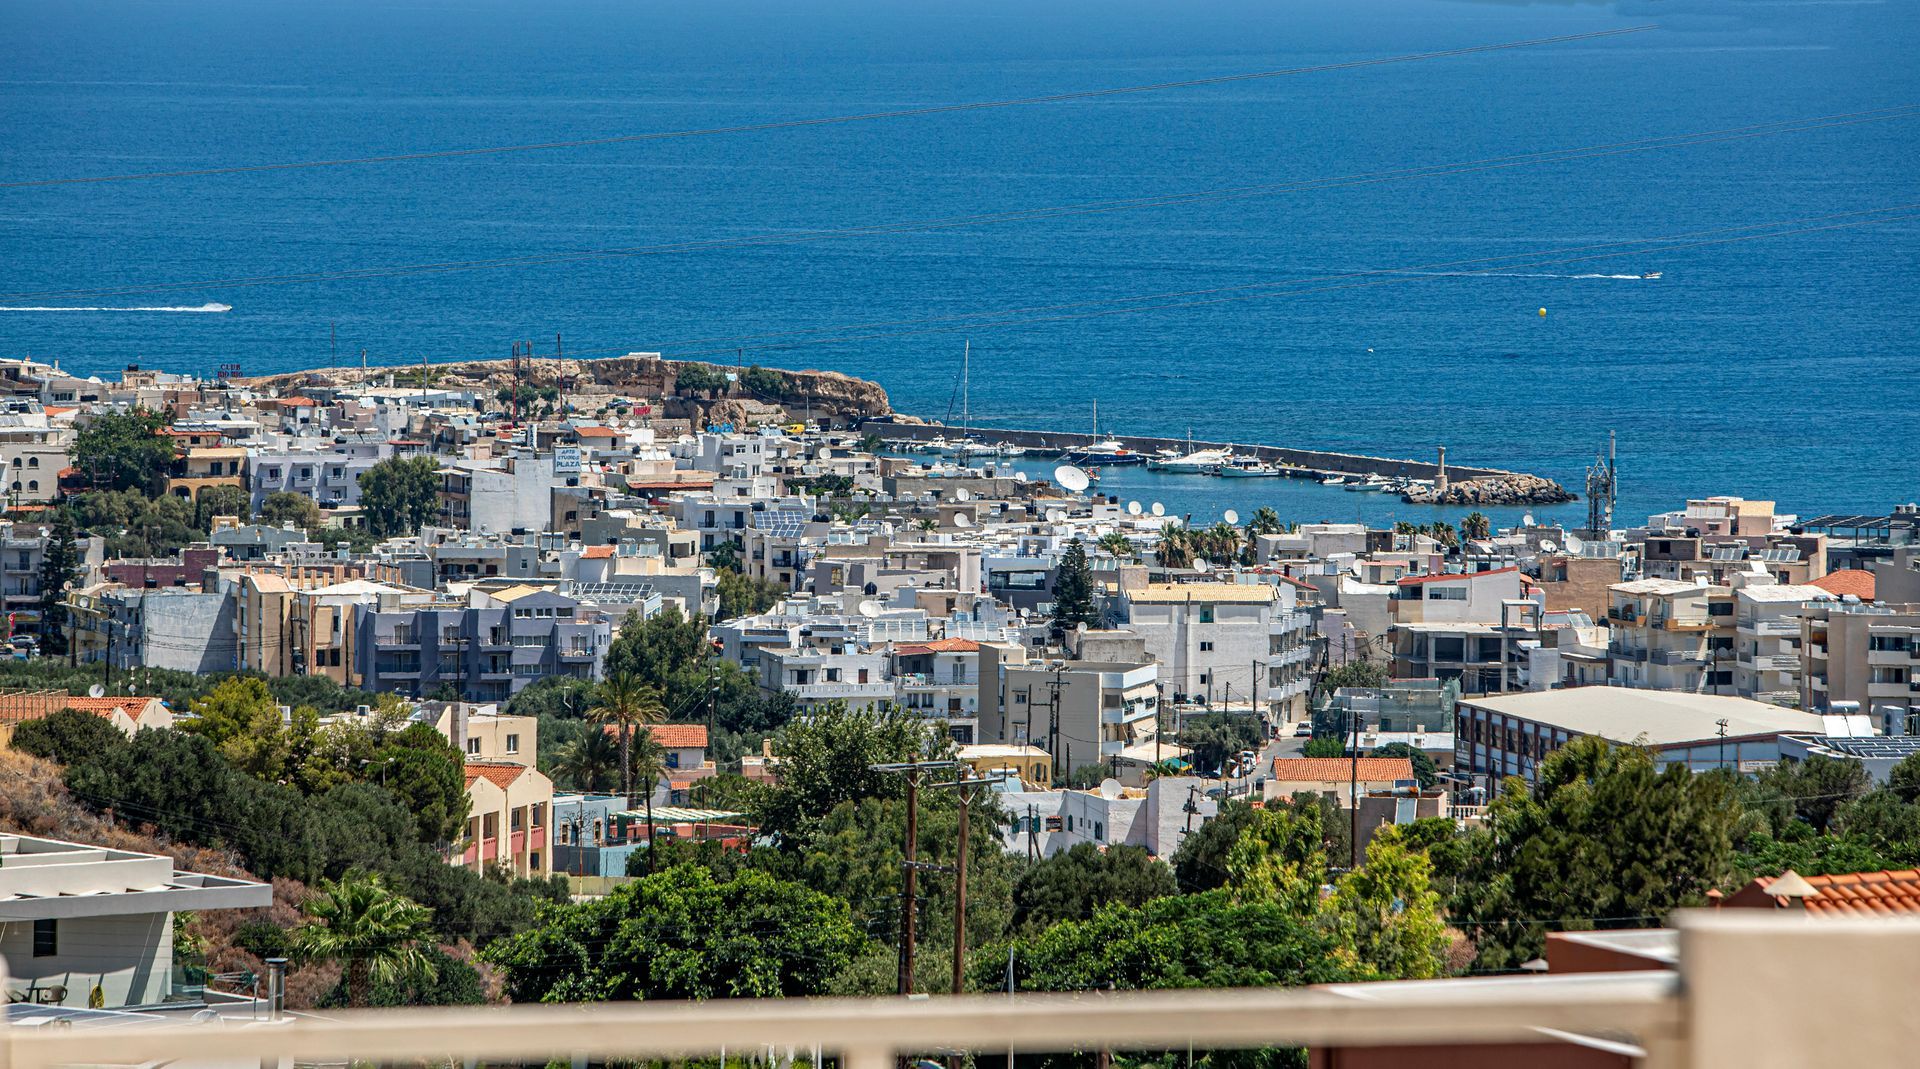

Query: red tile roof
left=600, top=723, right=710, bottom=749
left=1810, top=569, right=1876, bottom=601
left=279, top=396, right=317, bottom=407
left=895, top=638, right=981, bottom=654
left=574, top=426, right=618, bottom=438
left=463, top=761, right=530, bottom=790
left=1396, top=566, right=1519, bottom=586
left=580, top=545, right=616, bottom=559
left=1270, top=757, right=1416, bottom=782
left=1750, top=869, right=1920, bottom=916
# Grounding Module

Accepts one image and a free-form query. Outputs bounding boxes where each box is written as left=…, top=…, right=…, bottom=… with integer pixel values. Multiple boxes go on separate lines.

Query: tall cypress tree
left=36, top=507, right=80, bottom=656
left=1050, top=538, right=1100, bottom=635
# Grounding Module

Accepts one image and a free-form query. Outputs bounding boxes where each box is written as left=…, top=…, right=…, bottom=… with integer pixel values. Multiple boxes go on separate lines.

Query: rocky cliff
left=240, top=354, right=893, bottom=426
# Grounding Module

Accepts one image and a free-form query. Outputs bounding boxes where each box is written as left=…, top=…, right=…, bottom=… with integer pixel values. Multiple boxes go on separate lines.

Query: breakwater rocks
left=1403, top=474, right=1576, bottom=506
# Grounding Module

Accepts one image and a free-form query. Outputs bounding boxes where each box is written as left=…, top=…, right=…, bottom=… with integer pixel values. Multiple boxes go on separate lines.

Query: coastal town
left=0, top=347, right=1915, bottom=1064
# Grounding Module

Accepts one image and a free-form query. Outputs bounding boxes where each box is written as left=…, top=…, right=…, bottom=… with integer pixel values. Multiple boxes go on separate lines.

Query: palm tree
left=1245, top=506, right=1283, bottom=537
left=552, top=729, right=621, bottom=793
left=1155, top=524, right=1194, bottom=569
left=1461, top=512, right=1491, bottom=542
left=1204, top=522, right=1242, bottom=565
left=629, top=729, right=669, bottom=874
left=1096, top=531, right=1134, bottom=560
left=588, top=672, right=668, bottom=798
left=293, top=872, right=436, bottom=1008
left=915, top=517, right=939, bottom=533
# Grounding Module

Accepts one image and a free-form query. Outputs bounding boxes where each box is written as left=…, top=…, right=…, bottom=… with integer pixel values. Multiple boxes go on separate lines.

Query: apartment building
left=459, top=762, right=553, bottom=878
left=0, top=833, right=270, bottom=1009
left=977, top=644, right=1162, bottom=781
left=754, top=644, right=893, bottom=712
left=1732, top=582, right=1833, bottom=706
left=1604, top=579, right=1730, bottom=693
left=1803, top=600, right=1920, bottom=717
left=247, top=439, right=386, bottom=511
left=891, top=638, right=983, bottom=742
left=355, top=587, right=610, bottom=701
left=1109, top=581, right=1315, bottom=722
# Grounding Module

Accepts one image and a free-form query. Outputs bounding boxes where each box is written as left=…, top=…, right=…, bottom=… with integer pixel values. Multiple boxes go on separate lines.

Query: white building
left=1111, top=581, right=1315, bottom=721
left=1733, top=580, right=1833, bottom=706
left=995, top=776, right=1218, bottom=859
left=0, top=833, right=270, bottom=1009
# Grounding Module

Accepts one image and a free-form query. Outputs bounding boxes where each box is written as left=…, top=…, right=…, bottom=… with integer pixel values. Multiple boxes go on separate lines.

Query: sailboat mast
left=961, top=340, right=970, bottom=439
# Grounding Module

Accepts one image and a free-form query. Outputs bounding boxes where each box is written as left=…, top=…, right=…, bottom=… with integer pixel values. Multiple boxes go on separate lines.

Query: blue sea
left=1, top=0, right=1915, bottom=528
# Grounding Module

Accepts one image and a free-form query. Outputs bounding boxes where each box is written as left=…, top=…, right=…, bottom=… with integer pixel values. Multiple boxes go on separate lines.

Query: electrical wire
left=0, top=26, right=1656, bottom=190
left=5, top=102, right=1907, bottom=303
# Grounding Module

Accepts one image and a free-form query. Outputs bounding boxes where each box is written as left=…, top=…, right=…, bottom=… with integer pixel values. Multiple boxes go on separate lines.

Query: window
left=1065, top=815, right=1074, bottom=832
left=511, top=808, right=524, bottom=831
left=1094, top=821, right=1104, bottom=841
left=26, top=481, right=36, bottom=491
left=466, top=737, right=481, bottom=756
left=32, top=919, right=56, bottom=957
left=26, top=457, right=36, bottom=468
left=1428, top=586, right=1468, bottom=601
left=1709, top=602, right=1734, bottom=617
left=1199, top=641, right=1214, bottom=652
left=1198, top=605, right=1215, bottom=624
left=505, top=733, right=520, bottom=754
left=529, top=852, right=541, bottom=871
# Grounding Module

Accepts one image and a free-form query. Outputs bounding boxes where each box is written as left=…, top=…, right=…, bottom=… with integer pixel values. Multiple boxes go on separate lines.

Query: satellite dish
left=88, top=684, right=105, bottom=699
left=1046, top=508, right=1067, bottom=523
left=1223, top=509, right=1240, bottom=525
left=1127, top=500, right=1143, bottom=516
left=857, top=600, right=881, bottom=618
left=954, top=487, right=972, bottom=502
left=1053, top=464, right=1091, bottom=493
left=1565, top=533, right=1585, bottom=554
left=1522, top=512, right=1536, bottom=527
left=1151, top=502, right=1166, bottom=517
left=1540, top=539, right=1557, bottom=553
left=954, top=513, right=972, bottom=528
left=1097, top=778, right=1125, bottom=800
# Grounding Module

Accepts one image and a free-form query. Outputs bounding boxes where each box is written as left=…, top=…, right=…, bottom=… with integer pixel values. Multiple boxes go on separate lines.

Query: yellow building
left=957, top=743, right=1053, bottom=789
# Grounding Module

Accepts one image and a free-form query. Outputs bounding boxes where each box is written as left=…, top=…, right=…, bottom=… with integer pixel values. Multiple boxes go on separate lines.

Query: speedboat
left=1212, top=456, right=1283, bottom=478
left=1345, top=474, right=1390, bottom=492
left=1642, top=271, right=1662, bottom=280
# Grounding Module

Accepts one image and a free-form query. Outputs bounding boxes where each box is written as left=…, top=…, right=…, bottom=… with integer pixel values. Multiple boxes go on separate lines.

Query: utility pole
left=871, top=760, right=955, bottom=996
left=934, top=775, right=997, bottom=1001
left=1045, top=664, right=1066, bottom=785
left=1183, top=782, right=1200, bottom=836
left=1349, top=709, right=1362, bottom=870
left=1716, top=718, right=1730, bottom=771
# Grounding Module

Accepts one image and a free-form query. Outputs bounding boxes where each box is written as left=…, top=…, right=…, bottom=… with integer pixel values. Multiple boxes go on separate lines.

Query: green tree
left=318, top=943, right=486, bottom=1008
left=1371, top=742, right=1437, bottom=788
left=1095, top=531, right=1134, bottom=560
left=672, top=363, right=729, bottom=397
left=1178, top=712, right=1262, bottom=775
left=602, top=606, right=747, bottom=714
left=1460, top=512, right=1492, bottom=542
left=482, top=864, right=869, bottom=1002
left=1052, top=533, right=1098, bottom=633
left=1317, top=659, right=1387, bottom=695
left=1245, top=507, right=1283, bottom=537
left=1754, top=754, right=1872, bottom=834
left=1452, top=738, right=1743, bottom=970
left=629, top=728, right=667, bottom=874
left=739, top=365, right=788, bottom=397
left=1302, top=737, right=1345, bottom=759
left=36, top=508, right=81, bottom=657
left=11, top=706, right=124, bottom=765
left=357, top=456, right=441, bottom=537
left=72, top=408, right=175, bottom=495
left=550, top=728, right=622, bottom=793
left=372, top=723, right=470, bottom=844
left=181, top=676, right=281, bottom=749
left=193, top=483, right=250, bottom=528
left=258, top=491, right=324, bottom=530
left=587, top=673, right=667, bottom=799
left=1012, top=843, right=1176, bottom=934
left=1172, top=799, right=1259, bottom=893
left=293, top=872, right=438, bottom=1008
left=757, top=702, right=952, bottom=844
left=1155, top=524, right=1194, bottom=569
left=716, top=568, right=786, bottom=621
left=1324, top=831, right=1450, bottom=979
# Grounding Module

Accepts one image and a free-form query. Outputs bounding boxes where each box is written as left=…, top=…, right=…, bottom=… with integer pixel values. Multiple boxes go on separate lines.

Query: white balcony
left=14, top=914, right=1919, bottom=1069
left=788, top=681, right=896, bottom=701
left=1738, top=618, right=1801, bottom=637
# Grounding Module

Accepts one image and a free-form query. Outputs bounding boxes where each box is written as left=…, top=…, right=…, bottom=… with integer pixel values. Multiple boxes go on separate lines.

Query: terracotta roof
left=61, top=695, right=162, bottom=718
left=580, top=545, right=616, bottom=559
left=1397, top=566, right=1519, bottom=586
left=279, top=396, right=318, bottom=407
left=574, top=426, right=618, bottom=438
left=896, top=638, right=981, bottom=654
left=463, top=761, right=530, bottom=790
left=43, top=406, right=77, bottom=417
left=604, top=723, right=709, bottom=749
left=1752, top=869, right=1920, bottom=916
left=1809, top=569, right=1876, bottom=601
left=1270, top=757, right=1416, bottom=782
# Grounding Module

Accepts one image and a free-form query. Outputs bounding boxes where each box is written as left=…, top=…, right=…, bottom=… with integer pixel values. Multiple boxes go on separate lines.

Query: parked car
left=1293, top=722, right=1313, bottom=737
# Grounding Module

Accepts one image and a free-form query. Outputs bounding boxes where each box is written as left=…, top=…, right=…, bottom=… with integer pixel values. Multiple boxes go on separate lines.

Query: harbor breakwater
left=862, top=420, right=1575, bottom=505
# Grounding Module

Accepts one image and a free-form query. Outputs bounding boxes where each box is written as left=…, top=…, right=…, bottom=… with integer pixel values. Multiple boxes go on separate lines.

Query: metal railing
left=9, top=914, right=1920, bottom=1069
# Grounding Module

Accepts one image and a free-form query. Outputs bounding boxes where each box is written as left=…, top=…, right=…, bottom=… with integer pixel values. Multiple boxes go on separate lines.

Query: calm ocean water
left=1, top=0, right=1915, bottom=527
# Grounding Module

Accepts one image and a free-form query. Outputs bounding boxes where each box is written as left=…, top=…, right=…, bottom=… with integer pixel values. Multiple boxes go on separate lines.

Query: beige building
left=977, top=644, right=1162, bottom=781
left=1803, top=600, right=1920, bottom=720
left=1732, top=581, right=1833, bottom=706
left=1265, top=756, right=1416, bottom=804
left=957, top=743, right=1054, bottom=789
left=1606, top=578, right=1731, bottom=693
left=458, top=762, right=553, bottom=878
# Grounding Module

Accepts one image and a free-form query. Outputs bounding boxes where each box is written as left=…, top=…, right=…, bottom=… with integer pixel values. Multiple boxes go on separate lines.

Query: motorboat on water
left=1150, top=447, right=1232, bottom=473
left=1211, top=456, right=1284, bottom=478
left=1641, top=271, right=1662, bottom=280
left=1344, top=474, right=1391, bottom=492
left=1063, top=438, right=1149, bottom=466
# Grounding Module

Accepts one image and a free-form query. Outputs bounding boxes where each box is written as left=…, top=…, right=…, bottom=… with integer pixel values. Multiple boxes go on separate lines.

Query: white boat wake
left=0, top=302, right=233, bottom=313
left=1374, top=271, right=1652, bottom=280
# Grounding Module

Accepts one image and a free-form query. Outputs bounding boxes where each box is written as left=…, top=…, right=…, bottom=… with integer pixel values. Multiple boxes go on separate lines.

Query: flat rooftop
left=1459, top=689, right=1826, bottom=745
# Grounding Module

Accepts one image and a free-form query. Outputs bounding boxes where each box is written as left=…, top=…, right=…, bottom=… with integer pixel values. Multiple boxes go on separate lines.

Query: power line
left=7, top=102, right=1904, bottom=303
left=0, top=27, right=1656, bottom=191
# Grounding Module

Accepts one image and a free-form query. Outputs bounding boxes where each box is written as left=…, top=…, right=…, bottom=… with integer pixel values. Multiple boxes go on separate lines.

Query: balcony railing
left=12, top=913, right=1915, bottom=1069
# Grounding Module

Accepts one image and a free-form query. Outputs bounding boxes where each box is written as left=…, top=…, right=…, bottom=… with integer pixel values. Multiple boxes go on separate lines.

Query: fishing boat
left=1641, top=271, right=1662, bottom=280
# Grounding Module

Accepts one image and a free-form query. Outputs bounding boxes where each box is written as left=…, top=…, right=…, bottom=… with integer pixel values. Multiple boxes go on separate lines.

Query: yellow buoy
left=1537, top=307, right=1547, bottom=317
